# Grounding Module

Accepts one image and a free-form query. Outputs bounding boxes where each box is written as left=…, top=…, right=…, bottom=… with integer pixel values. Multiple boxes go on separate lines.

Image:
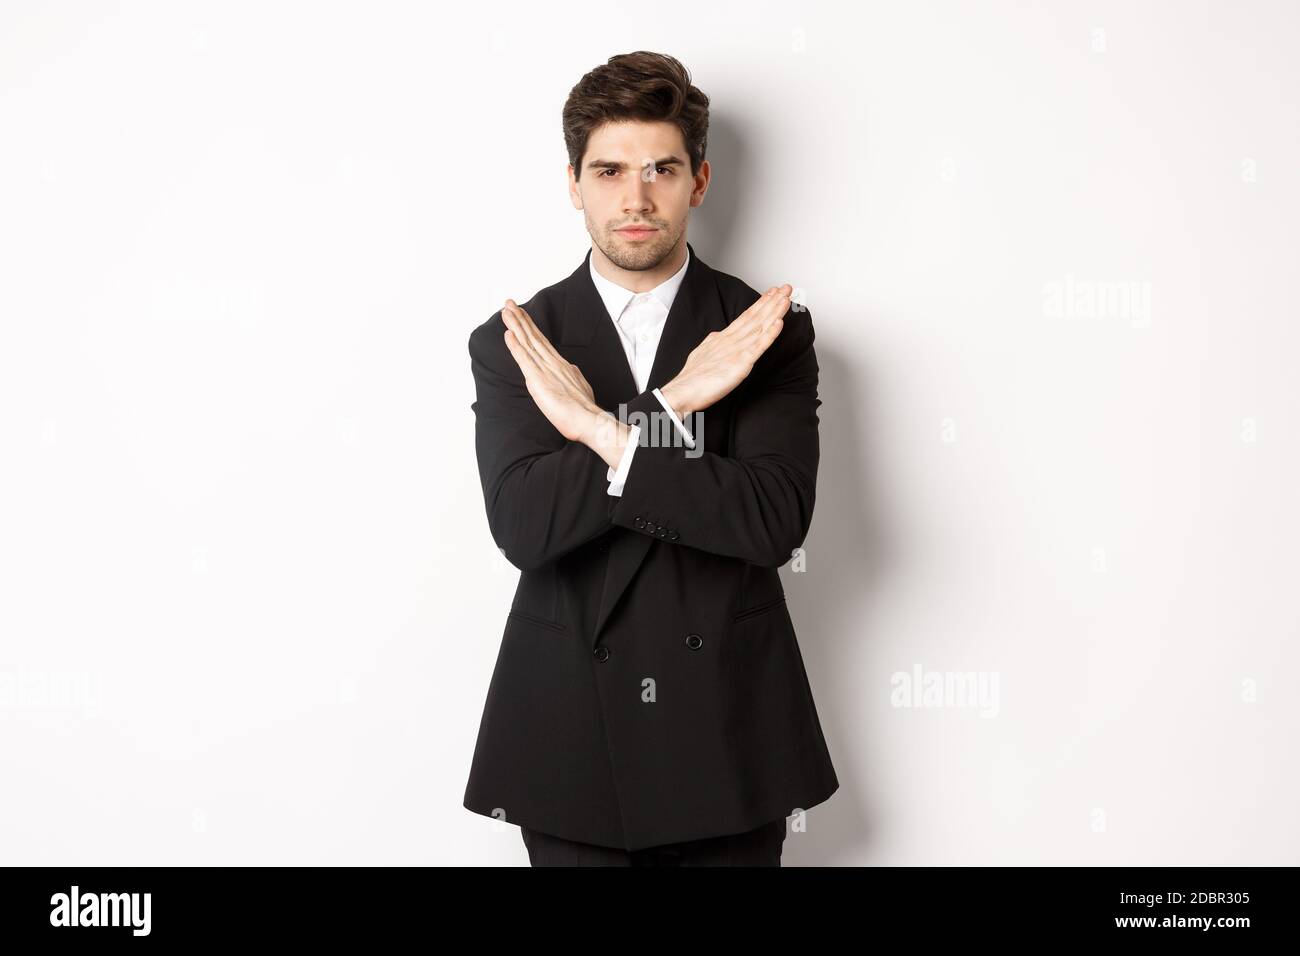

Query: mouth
left=616, top=226, right=659, bottom=241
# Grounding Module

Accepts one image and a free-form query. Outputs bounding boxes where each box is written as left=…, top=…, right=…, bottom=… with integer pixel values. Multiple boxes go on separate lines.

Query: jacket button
left=633, top=516, right=645, bottom=529
left=655, top=526, right=666, bottom=537
left=593, top=645, right=610, bottom=662
left=685, top=633, right=703, bottom=650
left=668, top=530, right=679, bottom=541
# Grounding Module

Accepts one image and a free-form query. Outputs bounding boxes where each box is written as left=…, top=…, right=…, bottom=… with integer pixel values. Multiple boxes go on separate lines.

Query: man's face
left=568, top=119, right=709, bottom=271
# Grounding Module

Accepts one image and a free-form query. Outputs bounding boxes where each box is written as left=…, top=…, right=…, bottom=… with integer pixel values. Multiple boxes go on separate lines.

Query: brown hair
left=562, top=51, right=710, bottom=181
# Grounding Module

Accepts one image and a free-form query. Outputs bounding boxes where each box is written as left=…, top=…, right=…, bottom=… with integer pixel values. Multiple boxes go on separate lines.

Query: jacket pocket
left=732, top=595, right=787, bottom=623
left=507, top=608, right=567, bottom=633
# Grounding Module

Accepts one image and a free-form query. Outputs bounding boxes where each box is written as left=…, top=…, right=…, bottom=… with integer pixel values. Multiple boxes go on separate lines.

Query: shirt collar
left=588, top=244, right=691, bottom=324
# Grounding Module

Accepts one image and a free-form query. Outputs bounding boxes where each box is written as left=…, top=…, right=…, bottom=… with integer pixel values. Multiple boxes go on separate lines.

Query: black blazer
left=462, top=241, right=839, bottom=851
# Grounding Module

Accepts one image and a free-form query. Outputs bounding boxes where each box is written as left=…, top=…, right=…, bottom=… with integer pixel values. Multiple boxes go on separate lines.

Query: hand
left=659, top=284, right=792, bottom=417
left=501, top=298, right=604, bottom=444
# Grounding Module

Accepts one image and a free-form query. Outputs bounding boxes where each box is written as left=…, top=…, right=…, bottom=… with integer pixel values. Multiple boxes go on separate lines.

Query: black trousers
left=520, top=817, right=787, bottom=866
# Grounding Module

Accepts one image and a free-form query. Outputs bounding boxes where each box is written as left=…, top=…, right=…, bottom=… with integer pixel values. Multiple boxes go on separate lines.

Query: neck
left=590, top=235, right=687, bottom=293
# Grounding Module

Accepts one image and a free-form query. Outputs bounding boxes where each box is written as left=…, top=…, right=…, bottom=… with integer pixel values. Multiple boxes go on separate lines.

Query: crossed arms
left=468, top=284, right=819, bottom=570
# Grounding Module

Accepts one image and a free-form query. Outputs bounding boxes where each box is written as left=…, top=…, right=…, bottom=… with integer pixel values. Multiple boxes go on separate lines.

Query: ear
left=567, top=164, right=583, bottom=210
left=690, top=158, right=711, bottom=208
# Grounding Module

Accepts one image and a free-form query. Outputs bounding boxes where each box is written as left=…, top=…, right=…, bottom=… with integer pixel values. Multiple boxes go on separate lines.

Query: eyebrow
left=585, top=156, right=686, bottom=171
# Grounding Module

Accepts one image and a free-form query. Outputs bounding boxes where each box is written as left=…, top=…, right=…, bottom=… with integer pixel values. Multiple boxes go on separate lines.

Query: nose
left=622, top=174, right=653, bottom=217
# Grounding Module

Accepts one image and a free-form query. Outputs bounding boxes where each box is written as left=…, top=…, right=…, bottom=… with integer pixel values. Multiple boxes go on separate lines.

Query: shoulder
left=467, top=272, right=571, bottom=364
left=705, top=260, right=764, bottom=314
left=706, top=259, right=817, bottom=364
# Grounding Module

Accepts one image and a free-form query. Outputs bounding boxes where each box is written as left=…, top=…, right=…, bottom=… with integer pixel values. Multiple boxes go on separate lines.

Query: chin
left=604, top=233, right=675, bottom=270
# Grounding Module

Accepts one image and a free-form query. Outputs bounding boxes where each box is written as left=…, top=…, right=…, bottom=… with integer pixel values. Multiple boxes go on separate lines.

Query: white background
left=1, top=1, right=1296, bottom=865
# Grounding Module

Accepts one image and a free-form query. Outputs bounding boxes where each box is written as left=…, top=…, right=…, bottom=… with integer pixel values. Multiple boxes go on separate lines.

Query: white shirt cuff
left=606, top=423, right=641, bottom=497
left=652, top=387, right=696, bottom=449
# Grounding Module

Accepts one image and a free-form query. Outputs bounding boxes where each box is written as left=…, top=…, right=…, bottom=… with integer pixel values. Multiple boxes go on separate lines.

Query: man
left=463, top=51, right=838, bottom=866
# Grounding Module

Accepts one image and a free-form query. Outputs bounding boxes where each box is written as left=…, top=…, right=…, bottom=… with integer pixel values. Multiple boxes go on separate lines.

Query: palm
left=667, top=284, right=792, bottom=414
left=500, top=299, right=598, bottom=441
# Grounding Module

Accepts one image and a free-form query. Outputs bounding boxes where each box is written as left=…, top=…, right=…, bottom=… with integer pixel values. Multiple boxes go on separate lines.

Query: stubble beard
left=588, top=214, right=683, bottom=272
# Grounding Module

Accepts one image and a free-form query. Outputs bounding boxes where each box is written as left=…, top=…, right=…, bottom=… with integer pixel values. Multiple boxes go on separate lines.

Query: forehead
left=584, top=119, right=687, bottom=158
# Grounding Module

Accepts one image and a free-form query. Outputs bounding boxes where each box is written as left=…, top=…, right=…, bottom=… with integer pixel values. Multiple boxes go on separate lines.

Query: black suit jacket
left=462, top=241, right=839, bottom=850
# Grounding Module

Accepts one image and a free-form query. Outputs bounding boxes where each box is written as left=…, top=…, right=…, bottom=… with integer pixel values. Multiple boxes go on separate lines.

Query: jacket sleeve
left=608, top=305, right=820, bottom=568
left=468, top=314, right=617, bottom=571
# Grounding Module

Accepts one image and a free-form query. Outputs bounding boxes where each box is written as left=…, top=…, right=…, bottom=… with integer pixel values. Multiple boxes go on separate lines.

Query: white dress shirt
left=587, top=247, right=697, bottom=496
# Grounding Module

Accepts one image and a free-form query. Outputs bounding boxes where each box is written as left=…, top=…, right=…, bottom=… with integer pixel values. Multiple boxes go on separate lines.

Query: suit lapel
left=557, top=241, right=725, bottom=646
left=556, top=251, right=636, bottom=405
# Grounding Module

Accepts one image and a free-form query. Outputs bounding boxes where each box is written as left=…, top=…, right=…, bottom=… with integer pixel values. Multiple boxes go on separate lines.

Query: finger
left=502, top=300, right=541, bottom=352
left=502, top=303, right=557, bottom=375
left=501, top=307, right=543, bottom=371
left=743, top=316, right=784, bottom=363
left=721, top=288, right=776, bottom=336
left=504, top=308, right=580, bottom=401
left=503, top=327, right=544, bottom=382
left=760, top=315, right=785, bottom=348
left=742, top=288, right=791, bottom=339
left=503, top=300, right=538, bottom=343
left=729, top=285, right=791, bottom=336
left=505, top=300, right=551, bottom=355
left=765, top=286, right=792, bottom=315
left=504, top=299, right=567, bottom=372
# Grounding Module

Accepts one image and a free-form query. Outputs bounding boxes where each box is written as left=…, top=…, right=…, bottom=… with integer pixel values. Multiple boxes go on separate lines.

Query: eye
left=598, top=169, right=618, bottom=178
left=656, top=166, right=673, bottom=175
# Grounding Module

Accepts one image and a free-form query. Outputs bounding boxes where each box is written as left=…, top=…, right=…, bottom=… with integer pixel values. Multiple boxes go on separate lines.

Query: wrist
left=659, top=381, right=693, bottom=418
left=583, top=406, right=635, bottom=469
left=580, top=403, right=610, bottom=447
